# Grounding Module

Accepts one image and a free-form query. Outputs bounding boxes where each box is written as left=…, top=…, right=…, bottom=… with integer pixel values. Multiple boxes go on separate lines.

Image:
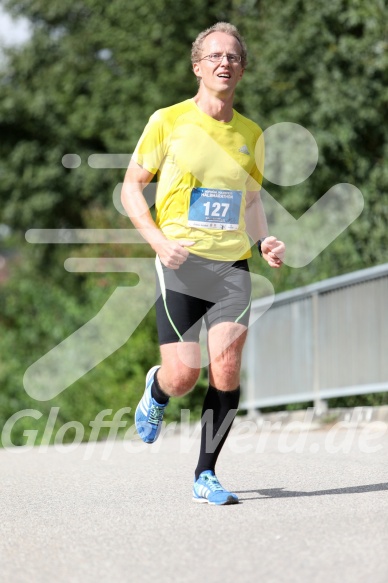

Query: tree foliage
left=1, top=0, right=387, bottom=444
left=241, top=0, right=388, bottom=283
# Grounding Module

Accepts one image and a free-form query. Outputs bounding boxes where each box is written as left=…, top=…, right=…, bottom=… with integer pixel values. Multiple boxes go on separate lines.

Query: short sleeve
left=246, top=127, right=264, bottom=191
left=132, top=110, right=166, bottom=175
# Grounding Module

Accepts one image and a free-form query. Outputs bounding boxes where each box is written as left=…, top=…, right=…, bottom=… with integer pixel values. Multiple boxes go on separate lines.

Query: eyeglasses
left=200, top=53, right=242, bottom=64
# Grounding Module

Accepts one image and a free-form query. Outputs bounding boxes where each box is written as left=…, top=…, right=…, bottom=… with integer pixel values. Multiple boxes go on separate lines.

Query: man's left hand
left=261, top=236, right=285, bottom=268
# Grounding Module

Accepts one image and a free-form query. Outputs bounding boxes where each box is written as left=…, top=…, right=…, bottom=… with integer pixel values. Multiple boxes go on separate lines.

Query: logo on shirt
left=238, top=144, right=250, bottom=156
left=238, top=145, right=250, bottom=155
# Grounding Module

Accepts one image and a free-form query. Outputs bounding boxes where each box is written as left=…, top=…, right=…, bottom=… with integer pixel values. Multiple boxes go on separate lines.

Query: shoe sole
left=135, top=365, right=162, bottom=444
left=192, top=495, right=239, bottom=505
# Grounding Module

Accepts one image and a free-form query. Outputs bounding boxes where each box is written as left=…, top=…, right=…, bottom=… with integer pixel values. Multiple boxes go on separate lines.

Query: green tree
left=1, top=0, right=387, bottom=443
left=241, top=0, right=388, bottom=287
left=0, top=0, right=235, bottom=233
left=0, top=0, right=234, bottom=445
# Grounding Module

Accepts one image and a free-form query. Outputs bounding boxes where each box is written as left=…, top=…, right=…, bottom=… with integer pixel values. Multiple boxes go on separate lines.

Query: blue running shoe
left=135, top=366, right=169, bottom=444
left=192, top=470, right=239, bottom=505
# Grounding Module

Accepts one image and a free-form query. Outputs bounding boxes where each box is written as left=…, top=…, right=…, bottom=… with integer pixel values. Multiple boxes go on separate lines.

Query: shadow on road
left=235, top=482, right=388, bottom=501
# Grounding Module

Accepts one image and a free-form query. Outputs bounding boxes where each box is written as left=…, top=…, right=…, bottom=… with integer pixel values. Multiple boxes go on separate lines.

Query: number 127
left=203, top=202, right=230, bottom=217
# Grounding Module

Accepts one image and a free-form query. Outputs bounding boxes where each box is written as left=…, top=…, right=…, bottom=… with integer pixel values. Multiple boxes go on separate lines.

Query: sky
left=0, top=5, right=31, bottom=46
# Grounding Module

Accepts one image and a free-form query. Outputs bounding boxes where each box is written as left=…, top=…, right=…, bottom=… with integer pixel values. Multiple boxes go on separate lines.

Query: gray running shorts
left=155, top=253, right=251, bottom=345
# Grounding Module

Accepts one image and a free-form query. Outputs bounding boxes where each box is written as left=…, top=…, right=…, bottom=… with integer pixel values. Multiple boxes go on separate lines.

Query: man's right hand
left=156, top=239, right=196, bottom=270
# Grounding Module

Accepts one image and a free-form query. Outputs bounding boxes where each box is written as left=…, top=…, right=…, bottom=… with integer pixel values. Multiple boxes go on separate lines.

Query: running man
left=121, top=22, right=285, bottom=505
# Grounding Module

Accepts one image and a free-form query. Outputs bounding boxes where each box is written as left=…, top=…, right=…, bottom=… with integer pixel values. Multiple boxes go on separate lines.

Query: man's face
left=193, top=32, right=244, bottom=95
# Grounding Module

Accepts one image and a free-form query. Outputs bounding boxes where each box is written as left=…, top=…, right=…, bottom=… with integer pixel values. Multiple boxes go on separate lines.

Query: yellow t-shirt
left=132, top=99, right=264, bottom=261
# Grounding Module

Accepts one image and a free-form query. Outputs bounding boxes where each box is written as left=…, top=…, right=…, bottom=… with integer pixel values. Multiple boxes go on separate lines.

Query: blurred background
left=0, top=0, right=387, bottom=445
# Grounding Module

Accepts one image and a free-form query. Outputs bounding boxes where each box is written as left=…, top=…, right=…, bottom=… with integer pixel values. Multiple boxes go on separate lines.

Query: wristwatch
left=257, top=237, right=267, bottom=257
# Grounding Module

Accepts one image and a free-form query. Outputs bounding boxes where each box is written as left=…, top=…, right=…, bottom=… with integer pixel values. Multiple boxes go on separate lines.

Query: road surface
left=1, top=419, right=387, bottom=583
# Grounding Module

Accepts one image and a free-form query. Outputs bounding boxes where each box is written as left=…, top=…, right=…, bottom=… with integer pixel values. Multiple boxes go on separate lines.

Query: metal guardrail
left=241, top=263, right=388, bottom=410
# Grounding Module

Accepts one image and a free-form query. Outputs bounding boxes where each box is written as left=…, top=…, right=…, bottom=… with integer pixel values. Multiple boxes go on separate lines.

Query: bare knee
left=158, top=365, right=200, bottom=397
left=159, top=342, right=201, bottom=397
left=209, top=353, right=242, bottom=390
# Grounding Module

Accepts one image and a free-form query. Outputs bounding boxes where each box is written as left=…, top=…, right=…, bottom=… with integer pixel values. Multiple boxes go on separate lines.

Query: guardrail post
left=312, top=292, right=327, bottom=415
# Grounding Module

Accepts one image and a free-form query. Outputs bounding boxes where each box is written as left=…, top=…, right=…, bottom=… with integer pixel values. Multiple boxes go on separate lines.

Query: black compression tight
left=194, top=384, right=240, bottom=480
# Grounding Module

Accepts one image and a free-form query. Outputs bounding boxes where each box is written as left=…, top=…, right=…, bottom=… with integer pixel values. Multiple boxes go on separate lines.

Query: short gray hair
left=191, top=22, right=248, bottom=68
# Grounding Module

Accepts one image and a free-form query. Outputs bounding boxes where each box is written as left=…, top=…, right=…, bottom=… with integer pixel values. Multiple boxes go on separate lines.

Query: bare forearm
left=121, top=162, right=168, bottom=252
left=120, top=168, right=195, bottom=268
left=121, top=184, right=167, bottom=251
left=245, top=190, right=286, bottom=268
left=245, top=190, right=268, bottom=243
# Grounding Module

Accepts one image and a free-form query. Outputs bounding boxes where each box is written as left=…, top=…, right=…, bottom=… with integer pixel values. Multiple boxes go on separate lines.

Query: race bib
left=187, top=187, right=242, bottom=230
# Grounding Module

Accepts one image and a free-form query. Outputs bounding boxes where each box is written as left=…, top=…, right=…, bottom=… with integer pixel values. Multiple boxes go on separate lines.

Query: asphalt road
left=1, top=420, right=387, bottom=583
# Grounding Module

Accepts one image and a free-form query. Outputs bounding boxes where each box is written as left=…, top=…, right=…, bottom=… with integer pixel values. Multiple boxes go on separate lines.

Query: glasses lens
left=203, top=53, right=241, bottom=63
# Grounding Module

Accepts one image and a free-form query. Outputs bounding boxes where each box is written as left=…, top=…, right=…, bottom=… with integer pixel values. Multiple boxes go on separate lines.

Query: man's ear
left=192, top=62, right=201, bottom=79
